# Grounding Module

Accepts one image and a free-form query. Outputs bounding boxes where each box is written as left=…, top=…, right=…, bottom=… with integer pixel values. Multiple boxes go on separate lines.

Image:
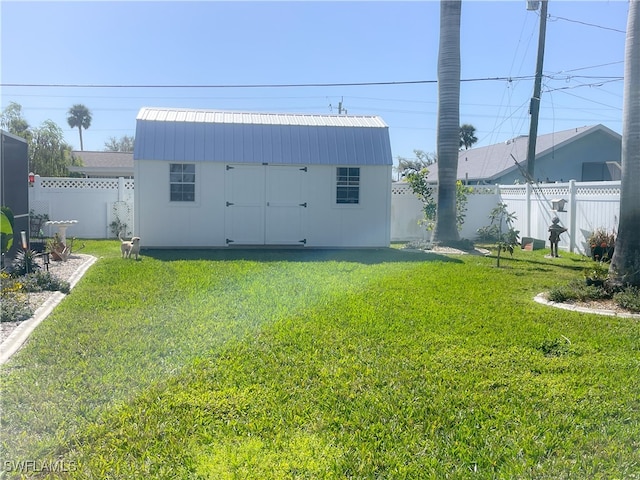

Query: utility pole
left=525, top=0, right=548, bottom=182
left=338, top=97, right=347, bottom=115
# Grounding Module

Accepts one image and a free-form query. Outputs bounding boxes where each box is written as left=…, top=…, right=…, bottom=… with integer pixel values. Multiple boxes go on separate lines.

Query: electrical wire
left=548, top=15, right=625, bottom=34
left=0, top=76, right=537, bottom=89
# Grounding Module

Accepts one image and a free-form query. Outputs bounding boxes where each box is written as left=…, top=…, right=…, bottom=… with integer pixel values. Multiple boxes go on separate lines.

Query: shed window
left=336, top=167, right=360, bottom=204
left=170, top=163, right=195, bottom=202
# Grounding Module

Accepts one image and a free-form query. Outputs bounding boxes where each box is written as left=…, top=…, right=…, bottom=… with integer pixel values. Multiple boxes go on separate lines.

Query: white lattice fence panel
left=40, top=178, right=120, bottom=190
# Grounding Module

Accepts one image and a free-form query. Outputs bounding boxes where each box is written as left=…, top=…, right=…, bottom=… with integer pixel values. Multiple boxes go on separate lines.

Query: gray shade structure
left=0, top=130, right=29, bottom=261
left=134, top=107, right=393, bottom=166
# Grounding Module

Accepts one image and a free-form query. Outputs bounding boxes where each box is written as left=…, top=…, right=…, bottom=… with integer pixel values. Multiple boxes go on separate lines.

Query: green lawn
left=1, top=242, right=639, bottom=479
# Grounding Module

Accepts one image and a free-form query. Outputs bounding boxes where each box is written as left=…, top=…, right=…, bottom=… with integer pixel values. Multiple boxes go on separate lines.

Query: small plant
left=583, top=262, right=610, bottom=287
left=0, top=271, right=33, bottom=322
left=11, top=248, right=41, bottom=277
left=21, top=270, right=70, bottom=294
left=477, top=202, right=520, bottom=267
left=587, top=228, right=615, bottom=262
left=405, top=171, right=471, bottom=232
left=613, top=286, right=640, bottom=313
left=547, top=278, right=611, bottom=303
left=47, top=233, right=73, bottom=261
left=109, top=217, right=128, bottom=238
left=0, top=292, right=33, bottom=322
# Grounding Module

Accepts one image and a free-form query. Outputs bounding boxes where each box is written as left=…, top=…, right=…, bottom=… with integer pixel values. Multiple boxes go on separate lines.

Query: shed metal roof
left=134, top=107, right=393, bottom=165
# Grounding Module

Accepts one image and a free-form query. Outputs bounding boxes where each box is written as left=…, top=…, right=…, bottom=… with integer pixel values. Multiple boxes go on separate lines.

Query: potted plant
left=47, top=233, right=70, bottom=262
left=587, top=228, right=615, bottom=262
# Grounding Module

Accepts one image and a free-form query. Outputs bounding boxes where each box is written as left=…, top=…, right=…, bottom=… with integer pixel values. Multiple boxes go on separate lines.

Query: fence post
left=525, top=182, right=532, bottom=237
left=568, top=179, right=577, bottom=253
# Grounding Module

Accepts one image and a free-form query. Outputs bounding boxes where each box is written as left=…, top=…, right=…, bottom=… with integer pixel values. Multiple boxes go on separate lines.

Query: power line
left=548, top=15, right=626, bottom=34
left=0, top=76, right=537, bottom=89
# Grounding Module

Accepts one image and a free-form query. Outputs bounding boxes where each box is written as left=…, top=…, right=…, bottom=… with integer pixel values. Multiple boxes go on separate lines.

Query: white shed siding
left=135, top=161, right=391, bottom=248
left=134, top=107, right=392, bottom=248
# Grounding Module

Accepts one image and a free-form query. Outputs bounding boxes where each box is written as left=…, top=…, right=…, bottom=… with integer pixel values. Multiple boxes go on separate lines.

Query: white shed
left=133, top=107, right=393, bottom=248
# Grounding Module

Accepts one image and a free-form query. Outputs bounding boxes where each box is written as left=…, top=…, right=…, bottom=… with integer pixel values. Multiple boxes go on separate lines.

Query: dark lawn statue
left=548, top=217, right=568, bottom=258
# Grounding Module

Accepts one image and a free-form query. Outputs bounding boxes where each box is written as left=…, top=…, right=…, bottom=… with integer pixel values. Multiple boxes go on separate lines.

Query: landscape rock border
left=0, top=254, right=97, bottom=365
left=534, top=293, right=640, bottom=319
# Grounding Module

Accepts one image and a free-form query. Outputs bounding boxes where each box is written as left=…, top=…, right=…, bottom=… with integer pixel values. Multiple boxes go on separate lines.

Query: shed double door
left=224, top=164, right=307, bottom=245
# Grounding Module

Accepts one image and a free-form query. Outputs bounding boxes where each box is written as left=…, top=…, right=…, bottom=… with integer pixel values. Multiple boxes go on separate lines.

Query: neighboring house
left=133, top=107, right=393, bottom=248
left=425, top=124, right=621, bottom=184
left=69, top=151, right=134, bottom=178
left=0, top=130, right=29, bottom=260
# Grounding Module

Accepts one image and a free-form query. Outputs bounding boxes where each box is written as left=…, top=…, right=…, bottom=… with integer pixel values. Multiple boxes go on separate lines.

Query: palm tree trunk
left=78, top=126, right=84, bottom=151
left=433, top=0, right=461, bottom=243
left=610, top=0, right=640, bottom=287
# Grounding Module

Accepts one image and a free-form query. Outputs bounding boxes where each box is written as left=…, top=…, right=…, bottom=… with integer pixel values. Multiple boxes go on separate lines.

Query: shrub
left=20, top=270, right=70, bottom=294
left=614, top=286, right=640, bottom=313
left=583, top=262, right=610, bottom=286
left=0, top=272, right=32, bottom=322
left=0, top=293, right=33, bottom=322
left=547, top=279, right=611, bottom=303
left=10, top=249, right=41, bottom=277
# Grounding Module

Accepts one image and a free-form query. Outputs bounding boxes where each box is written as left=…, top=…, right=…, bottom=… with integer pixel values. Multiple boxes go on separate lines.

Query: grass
left=1, top=242, right=640, bottom=478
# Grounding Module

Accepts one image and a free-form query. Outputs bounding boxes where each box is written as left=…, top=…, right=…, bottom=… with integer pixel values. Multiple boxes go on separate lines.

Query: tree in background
left=459, top=124, right=478, bottom=150
left=67, top=104, right=92, bottom=151
left=395, top=150, right=435, bottom=179
left=433, top=0, right=462, bottom=244
left=609, top=0, right=640, bottom=287
left=29, top=120, right=78, bottom=176
left=104, top=135, right=135, bottom=152
left=0, top=102, right=31, bottom=140
left=1, top=103, right=80, bottom=177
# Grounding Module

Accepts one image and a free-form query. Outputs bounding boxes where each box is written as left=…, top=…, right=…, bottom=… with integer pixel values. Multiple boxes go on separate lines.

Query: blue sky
left=0, top=1, right=628, bottom=165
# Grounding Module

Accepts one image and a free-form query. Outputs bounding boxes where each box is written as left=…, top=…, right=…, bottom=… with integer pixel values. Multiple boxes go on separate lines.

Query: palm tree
left=609, top=0, right=640, bottom=287
left=432, top=0, right=462, bottom=244
left=67, top=104, right=92, bottom=151
left=459, top=123, right=478, bottom=150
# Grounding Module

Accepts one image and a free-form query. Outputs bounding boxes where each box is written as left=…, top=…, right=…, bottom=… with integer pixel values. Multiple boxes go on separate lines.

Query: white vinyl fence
left=391, top=180, right=621, bottom=256
left=390, top=183, right=500, bottom=242
left=28, top=176, right=620, bottom=255
left=29, top=176, right=134, bottom=239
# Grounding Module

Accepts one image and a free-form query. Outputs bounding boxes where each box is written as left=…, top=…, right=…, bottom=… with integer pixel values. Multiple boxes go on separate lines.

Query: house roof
left=425, top=124, right=621, bottom=183
left=134, top=107, right=393, bottom=166
left=68, top=151, right=134, bottom=176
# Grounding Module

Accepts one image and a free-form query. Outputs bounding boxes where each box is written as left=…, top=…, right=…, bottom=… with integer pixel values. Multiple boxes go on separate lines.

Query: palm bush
left=11, top=249, right=40, bottom=276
